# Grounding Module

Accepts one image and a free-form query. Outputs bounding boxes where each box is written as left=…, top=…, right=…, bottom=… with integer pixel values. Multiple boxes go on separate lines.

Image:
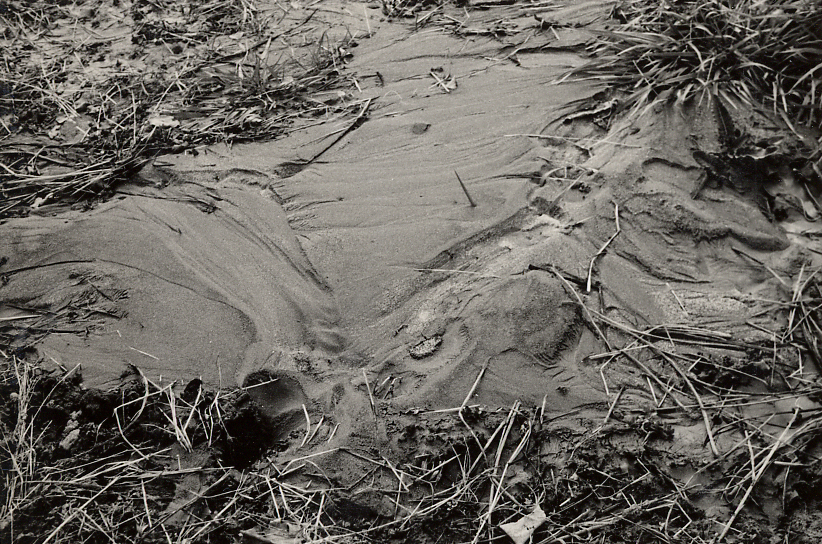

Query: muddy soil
left=3, top=1, right=822, bottom=543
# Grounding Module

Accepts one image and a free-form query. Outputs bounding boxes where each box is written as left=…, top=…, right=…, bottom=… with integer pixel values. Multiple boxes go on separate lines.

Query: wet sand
left=2, top=0, right=819, bottom=501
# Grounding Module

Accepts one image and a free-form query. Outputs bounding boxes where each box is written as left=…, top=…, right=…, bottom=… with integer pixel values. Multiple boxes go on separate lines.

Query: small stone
left=411, top=123, right=430, bottom=135
left=409, top=335, right=442, bottom=359
left=59, top=428, right=81, bottom=451
left=64, top=418, right=78, bottom=434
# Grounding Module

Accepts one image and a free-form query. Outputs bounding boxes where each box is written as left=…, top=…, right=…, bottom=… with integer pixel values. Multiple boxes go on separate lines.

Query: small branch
left=587, top=201, right=620, bottom=292
left=454, top=170, right=477, bottom=207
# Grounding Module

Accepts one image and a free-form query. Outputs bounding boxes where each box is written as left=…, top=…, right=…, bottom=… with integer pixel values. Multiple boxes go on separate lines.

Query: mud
left=3, top=0, right=822, bottom=543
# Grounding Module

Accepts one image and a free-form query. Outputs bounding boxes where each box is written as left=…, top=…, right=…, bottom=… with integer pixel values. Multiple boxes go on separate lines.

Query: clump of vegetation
left=0, top=0, right=358, bottom=218
left=565, top=0, right=821, bottom=162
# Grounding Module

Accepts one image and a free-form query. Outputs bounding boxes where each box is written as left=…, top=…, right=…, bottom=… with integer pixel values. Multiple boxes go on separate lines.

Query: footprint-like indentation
left=409, top=335, right=443, bottom=359
left=243, top=370, right=308, bottom=440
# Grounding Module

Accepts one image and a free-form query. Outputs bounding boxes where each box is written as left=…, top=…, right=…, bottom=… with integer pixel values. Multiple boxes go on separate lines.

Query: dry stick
left=646, top=376, right=660, bottom=406
left=552, top=265, right=613, bottom=351
left=719, top=415, right=789, bottom=495
left=462, top=363, right=488, bottom=408
left=714, top=408, right=800, bottom=543
left=362, top=4, right=371, bottom=37
left=300, top=404, right=312, bottom=448
left=381, top=455, right=411, bottom=493
left=604, top=318, right=721, bottom=455
left=590, top=311, right=700, bottom=409
left=416, top=4, right=443, bottom=27
left=429, top=70, right=452, bottom=93
left=181, top=385, right=202, bottom=436
left=454, top=170, right=477, bottom=207
left=667, top=282, right=688, bottom=314
left=618, top=346, right=690, bottom=411
left=291, top=98, right=373, bottom=170
left=240, top=529, right=284, bottom=544
left=460, top=360, right=491, bottom=461
left=540, top=394, right=547, bottom=424
left=504, top=133, right=647, bottom=149
left=305, top=415, right=324, bottom=446
left=141, top=480, right=153, bottom=529
left=114, top=406, right=149, bottom=461
left=189, top=472, right=245, bottom=543
left=786, top=265, right=822, bottom=341
left=362, top=368, right=380, bottom=443
left=731, top=245, right=791, bottom=290
left=362, top=369, right=377, bottom=418
left=587, top=201, right=620, bottom=292
left=210, top=9, right=318, bottom=64
left=665, top=356, right=721, bottom=456
left=281, top=448, right=340, bottom=475
left=412, top=452, right=461, bottom=482
left=327, top=423, right=339, bottom=442
left=474, top=410, right=530, bottom=544
left=602, top=386, right=626, bottom=425
left=467, top=415, right=510, bottom=476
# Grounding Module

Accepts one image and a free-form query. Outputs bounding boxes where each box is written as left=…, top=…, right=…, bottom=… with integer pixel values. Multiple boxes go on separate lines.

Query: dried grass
left=560, top=0, right=822, bottom=167
left=0, top=0, right=358, bottom=218
left=558, top=260, right=822, bottom=543
left=8, top=291, right=822, bottom=544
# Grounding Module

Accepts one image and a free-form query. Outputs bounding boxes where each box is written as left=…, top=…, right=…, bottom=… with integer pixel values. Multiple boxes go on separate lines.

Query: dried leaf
left=500, top=505, right=547, bottom=544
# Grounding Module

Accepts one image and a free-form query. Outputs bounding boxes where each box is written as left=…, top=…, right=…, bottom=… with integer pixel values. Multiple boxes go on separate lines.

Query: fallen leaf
left=148, top=115, right=180, bottom=128
left=500, top=505, right=548, bottom=544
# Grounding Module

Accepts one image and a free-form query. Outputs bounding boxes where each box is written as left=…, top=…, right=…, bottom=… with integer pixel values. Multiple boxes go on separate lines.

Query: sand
left=3, top=0, right=814, bottom=418
left=3, top=1, right=822, bottom=540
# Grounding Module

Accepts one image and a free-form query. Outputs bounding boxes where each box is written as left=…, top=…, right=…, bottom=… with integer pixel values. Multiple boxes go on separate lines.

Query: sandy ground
left=3, top=0, right=816, bottom=425
left=3, top=1, right=822, bottom=540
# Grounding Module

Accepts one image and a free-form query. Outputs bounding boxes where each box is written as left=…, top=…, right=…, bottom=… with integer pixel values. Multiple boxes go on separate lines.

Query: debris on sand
left=560, top=0, right=822, bottom=195
left=4, top=1, right=822, bottom=543
left=0, top=0, right=360, bottom=218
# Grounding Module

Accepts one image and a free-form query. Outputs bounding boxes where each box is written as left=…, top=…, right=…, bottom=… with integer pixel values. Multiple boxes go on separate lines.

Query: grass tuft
left=562, top=0, right=822, bottom=161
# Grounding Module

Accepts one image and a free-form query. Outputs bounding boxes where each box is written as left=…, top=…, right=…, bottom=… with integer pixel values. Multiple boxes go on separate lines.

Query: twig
left=362, top=369, right=376, bottom=417
left=363, top=4, right=371, bottom=37
left=666, top=356, right=721, bottom=456
left=42, top=476, right=122, bottom=544
left=714, top=409, right=800, bottom=543
left=462, top=362, right=488, bottom=408
left=429, top=69, right=453, bottom=93
left=454, top=170, right=477, bottom=207
left=300, top=404, right=312, bottom=448
left=552, top=265, right=612, bottom=351
left=602, top=386, right=625, bottom=425
left=667, top=283, right=688, bottom=315
left=587, top=201, right=620, bottom=292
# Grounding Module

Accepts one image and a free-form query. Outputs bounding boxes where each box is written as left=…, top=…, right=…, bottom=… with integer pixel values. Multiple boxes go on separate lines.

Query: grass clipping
left=563, top=0, right=822, bottom=165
